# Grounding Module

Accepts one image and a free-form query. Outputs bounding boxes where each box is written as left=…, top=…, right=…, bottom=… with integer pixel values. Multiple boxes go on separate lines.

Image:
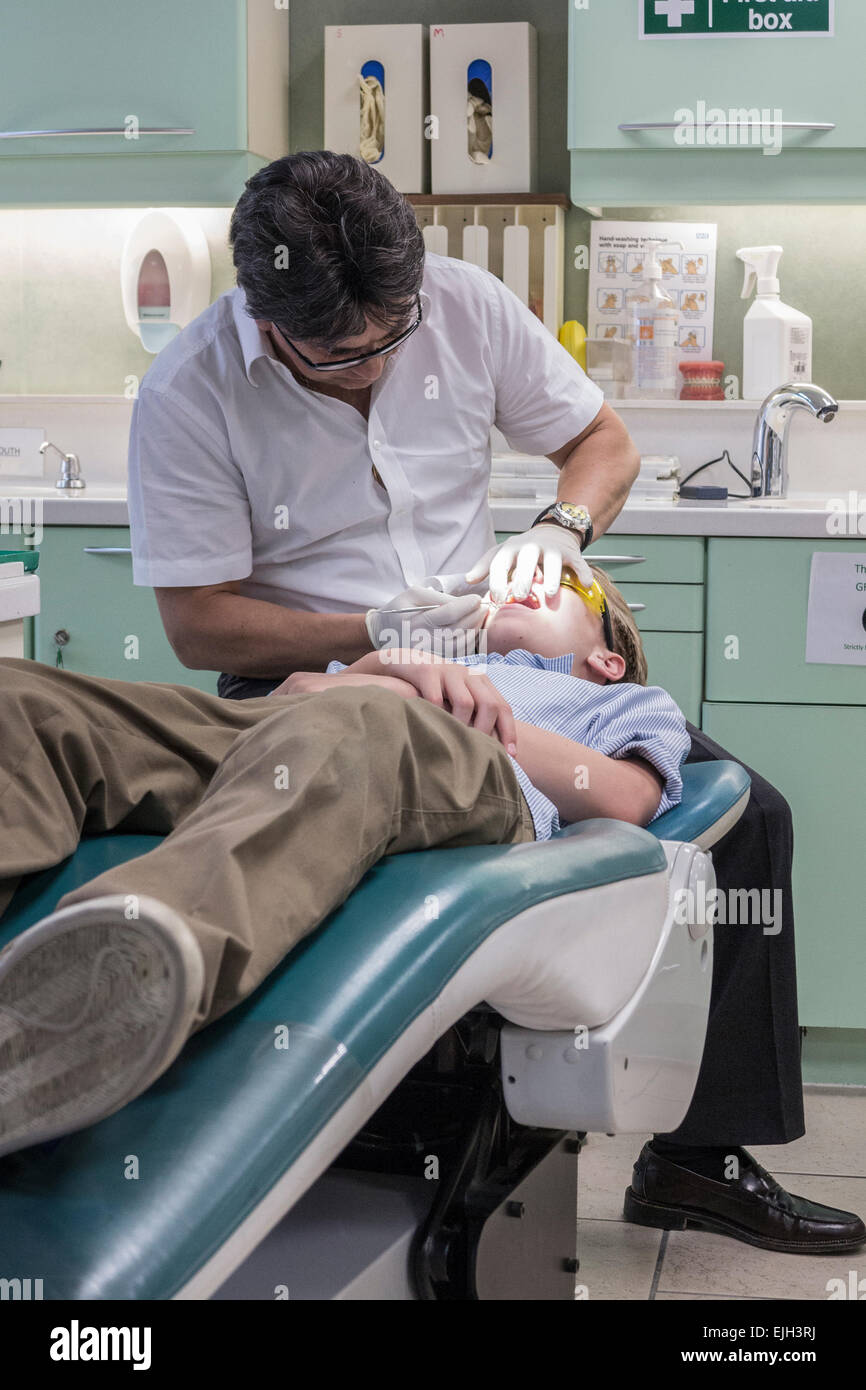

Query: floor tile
left=750, top=1089, right=866, bottom=1180
left=655, top=1175, right=866, bottom=1300
left=574, top=1217, right=663, bottom=1300
left=577, top=1131, right=651, bottom=1220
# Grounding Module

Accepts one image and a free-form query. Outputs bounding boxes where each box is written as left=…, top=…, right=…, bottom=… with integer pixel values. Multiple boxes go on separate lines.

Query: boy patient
left=0, top=565, right=688, bottom=1157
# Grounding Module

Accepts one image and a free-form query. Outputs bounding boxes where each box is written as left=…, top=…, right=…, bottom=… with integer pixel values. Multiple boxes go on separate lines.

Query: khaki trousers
left=0, top=660, right=535, bottom=1035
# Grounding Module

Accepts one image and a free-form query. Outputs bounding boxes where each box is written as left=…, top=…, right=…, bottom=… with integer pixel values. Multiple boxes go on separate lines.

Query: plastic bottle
left=626, top=239, right=681, bottom=399
left=558, top=320, right=587, bottom=369
left=736, top=246, right=812, bottom=401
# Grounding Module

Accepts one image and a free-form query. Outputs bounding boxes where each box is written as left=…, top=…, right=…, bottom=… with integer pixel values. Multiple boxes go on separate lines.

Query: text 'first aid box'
left=429, top=21, right=537, bottom=195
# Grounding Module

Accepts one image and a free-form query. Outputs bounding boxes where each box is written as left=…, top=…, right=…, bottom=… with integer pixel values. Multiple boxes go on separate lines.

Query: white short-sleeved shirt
left=127, top=253, right=604, bottom=612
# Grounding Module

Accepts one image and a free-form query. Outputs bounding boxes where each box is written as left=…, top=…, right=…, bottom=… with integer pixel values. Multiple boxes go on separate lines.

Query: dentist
left=128, top=151, right=638, bottom=697
left=127, top=152, right=841, bottom=1257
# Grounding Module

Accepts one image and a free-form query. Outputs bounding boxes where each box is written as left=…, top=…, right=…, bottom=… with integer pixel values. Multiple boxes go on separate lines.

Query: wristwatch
left=531, top=501, right=593, bottom=551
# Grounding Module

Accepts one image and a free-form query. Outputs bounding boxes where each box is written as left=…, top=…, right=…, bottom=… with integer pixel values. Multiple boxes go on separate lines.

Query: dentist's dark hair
left=229, top=151, right=425, bottom=347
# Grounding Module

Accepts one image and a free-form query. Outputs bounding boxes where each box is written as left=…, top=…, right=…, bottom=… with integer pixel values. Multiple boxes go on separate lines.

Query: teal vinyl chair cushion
left=0, top=819, right=664, bottom=1300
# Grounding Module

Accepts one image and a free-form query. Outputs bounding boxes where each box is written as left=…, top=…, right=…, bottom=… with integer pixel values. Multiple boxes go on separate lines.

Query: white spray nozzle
left=737, top=245, right=783, bottom=299
left=640, top=238, right=685, bottom=278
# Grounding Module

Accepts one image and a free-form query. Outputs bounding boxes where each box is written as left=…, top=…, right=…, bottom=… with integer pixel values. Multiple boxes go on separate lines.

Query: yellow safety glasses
left=559, top=567, right=615, bottom=652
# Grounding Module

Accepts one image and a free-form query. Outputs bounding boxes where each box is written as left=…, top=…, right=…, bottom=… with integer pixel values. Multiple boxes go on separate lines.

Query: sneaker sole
left=623, top=1185, right=866, bottom=1255
left=0, top=894, right=205, bottom=1158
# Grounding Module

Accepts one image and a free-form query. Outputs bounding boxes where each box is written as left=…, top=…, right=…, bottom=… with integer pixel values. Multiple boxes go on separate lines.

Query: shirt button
left=373, top=439, right=382, bottom=449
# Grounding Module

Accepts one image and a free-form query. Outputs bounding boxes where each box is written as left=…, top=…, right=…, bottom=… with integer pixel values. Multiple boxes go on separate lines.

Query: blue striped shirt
left=325, top=649, right=690, bottom=841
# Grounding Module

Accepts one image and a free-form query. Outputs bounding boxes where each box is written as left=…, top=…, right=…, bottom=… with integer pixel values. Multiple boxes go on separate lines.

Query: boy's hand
left=373, top=651, right=517, bottom=752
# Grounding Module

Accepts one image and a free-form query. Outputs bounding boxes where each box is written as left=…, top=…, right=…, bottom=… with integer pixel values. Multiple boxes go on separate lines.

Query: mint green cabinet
left=588, top=533, right=704, bottom=723
left=703, top=701, right=866, bottom=1029
left=639, top=631, right=702, bottom=724
left=614, top=582, right=703, bottom=632
left=705, top=538, right=866, bottom=704
left=33, top=526, right=217, bottom=693
left=588, top=534, right=704, bottom=584
left=569, top=1, right=866, bottom=203
left=0, top=0, right=288, bottom=206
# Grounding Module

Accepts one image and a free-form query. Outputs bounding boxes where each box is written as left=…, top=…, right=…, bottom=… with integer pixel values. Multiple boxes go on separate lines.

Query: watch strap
left=531, top=504, right=593, bottom=551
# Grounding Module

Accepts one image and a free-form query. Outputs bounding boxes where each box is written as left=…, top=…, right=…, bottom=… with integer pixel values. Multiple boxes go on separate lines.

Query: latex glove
left=465, top=523, right=594, bottom=603
left=366, top=579, right=486, bottom=654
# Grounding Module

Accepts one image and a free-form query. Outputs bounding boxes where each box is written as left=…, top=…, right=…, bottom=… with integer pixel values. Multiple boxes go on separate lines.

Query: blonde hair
left=588, top=563, right=648, bottom=686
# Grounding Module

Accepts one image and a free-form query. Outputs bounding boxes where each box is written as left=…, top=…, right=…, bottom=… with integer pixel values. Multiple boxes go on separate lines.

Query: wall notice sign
left=640, top=1, right=834, bottom=39
left=588, top=219, right=717, bottom=359
left=806, top=553, right=866, bottom=666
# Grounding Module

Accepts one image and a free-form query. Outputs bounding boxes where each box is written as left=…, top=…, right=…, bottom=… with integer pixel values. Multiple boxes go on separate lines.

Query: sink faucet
left=751, top=383, right=838, bottom=498
left=39, top=439, right=86, bottom=491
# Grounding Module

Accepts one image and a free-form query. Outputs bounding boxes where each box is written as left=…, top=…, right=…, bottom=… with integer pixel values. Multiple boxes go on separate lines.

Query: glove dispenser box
left=429, top=21, right=537, bottom=195
left=324, top=24, right=427, bottom=194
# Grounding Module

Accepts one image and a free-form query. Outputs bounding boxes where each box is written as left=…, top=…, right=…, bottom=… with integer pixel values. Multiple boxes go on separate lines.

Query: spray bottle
left=736, top=246, right=812, bottom=400
left=626, top=239, right=682, bottom=399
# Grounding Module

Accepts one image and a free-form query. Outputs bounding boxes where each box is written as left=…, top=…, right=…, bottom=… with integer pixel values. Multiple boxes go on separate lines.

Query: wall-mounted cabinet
left=0, top=0, right=288, bottom=206
left=568, top=1, right=866, bottom=205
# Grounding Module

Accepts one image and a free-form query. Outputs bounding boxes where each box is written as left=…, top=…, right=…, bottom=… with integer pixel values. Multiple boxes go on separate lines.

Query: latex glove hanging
left=366, top=576, right=487, bottom=655
left=465, top=523, right=594, bottom=604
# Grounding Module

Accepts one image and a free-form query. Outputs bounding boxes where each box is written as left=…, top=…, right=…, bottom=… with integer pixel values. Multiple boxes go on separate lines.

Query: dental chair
left=0, top=760, right=749, bottom=1301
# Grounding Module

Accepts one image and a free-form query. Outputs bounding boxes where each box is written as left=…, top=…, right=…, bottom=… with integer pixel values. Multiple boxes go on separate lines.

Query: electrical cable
left=678, top=448, right=753, bottom=499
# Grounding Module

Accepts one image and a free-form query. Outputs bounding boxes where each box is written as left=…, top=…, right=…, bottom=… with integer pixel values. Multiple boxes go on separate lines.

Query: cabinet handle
left=82, top=546, right=132, bottom=555
left=0, top=126, right=194, bottom=139
left=627, top=603, right=646, bottom=613
left=618, top=121, right=834, bottom=132
left=586, top=554, right=646, bottom=565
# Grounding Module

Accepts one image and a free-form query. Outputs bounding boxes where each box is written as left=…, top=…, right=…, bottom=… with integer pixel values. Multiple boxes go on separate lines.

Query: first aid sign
left=640, top=0, right=834, bottom=39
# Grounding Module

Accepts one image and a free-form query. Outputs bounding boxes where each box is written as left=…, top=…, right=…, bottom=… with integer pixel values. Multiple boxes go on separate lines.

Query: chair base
left=212, top=1009, right=580, bottom=1301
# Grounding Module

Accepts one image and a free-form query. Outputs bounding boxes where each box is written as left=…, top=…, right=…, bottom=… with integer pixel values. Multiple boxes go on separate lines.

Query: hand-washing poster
left=589, top=220, right=717, bottom=363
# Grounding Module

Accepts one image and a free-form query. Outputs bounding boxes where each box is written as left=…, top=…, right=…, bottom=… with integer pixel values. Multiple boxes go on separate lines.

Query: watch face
left=558, top=503, right=590, bottom=526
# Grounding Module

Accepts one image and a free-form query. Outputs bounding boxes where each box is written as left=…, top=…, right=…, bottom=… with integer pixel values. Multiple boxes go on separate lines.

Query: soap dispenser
left=626, top=239, right=682, bottom=399
left=121, top=209, right=211, bottom=354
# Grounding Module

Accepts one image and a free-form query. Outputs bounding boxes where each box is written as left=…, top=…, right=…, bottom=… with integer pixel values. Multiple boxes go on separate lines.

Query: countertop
left=0, top=483, right=860, bottom=540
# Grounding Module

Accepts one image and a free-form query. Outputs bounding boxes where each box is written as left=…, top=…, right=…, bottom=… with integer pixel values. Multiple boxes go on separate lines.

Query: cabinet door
left=33, top=527, right=217, bottom=693
left=569, top=2, right=860, bottom=153
left=641, top=631, right=702, bottom=726
left=0, top=0, right=246, bottom=155
left=616, top=582, right=703, bottom=633
left=702, top=701, right=866, bottom=1029
left=706, top=538, right=866, bottom=705
left=587, top=534, right=704, bottom=584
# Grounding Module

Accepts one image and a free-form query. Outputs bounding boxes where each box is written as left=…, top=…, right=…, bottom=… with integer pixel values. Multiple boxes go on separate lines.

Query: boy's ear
left=586, top=649, right=627, bottom=683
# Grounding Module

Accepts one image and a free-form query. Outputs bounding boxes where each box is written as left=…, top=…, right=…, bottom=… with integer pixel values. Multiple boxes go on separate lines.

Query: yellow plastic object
left=559, top=320, right=587, bottom=370
left=559, top=567, right=606, bottom=617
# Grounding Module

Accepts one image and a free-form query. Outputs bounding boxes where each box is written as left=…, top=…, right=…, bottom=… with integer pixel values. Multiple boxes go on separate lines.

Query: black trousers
left=218, top=673, right=806, bottom=1149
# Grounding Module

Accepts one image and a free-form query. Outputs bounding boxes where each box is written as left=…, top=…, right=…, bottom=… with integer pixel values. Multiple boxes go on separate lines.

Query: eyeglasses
left=560, top=567, right=616, bottom=653
left=273, top=296, right=423, bottom=372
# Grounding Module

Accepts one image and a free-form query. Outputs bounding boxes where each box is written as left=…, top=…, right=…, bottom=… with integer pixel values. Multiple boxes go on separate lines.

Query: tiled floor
left=576, top=1087, right=866, bottom=1300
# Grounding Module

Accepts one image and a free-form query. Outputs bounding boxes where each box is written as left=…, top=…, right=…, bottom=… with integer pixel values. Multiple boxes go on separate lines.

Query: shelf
left=408, top=193, right=570, bottom=207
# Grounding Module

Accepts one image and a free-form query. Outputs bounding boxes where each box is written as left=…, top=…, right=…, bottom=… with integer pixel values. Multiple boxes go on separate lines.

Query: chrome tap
left=39, top=439, right=85, bottom=490
left=750, top=384, right=838, bottom=498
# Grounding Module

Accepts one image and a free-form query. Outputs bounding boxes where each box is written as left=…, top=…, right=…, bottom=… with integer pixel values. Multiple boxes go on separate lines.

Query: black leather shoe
left=624, top=1142, right=866, bottom=1254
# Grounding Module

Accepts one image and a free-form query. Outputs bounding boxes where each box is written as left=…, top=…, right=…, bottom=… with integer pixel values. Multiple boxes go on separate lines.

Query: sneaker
left=0, top=894, right=205, bottom=1158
